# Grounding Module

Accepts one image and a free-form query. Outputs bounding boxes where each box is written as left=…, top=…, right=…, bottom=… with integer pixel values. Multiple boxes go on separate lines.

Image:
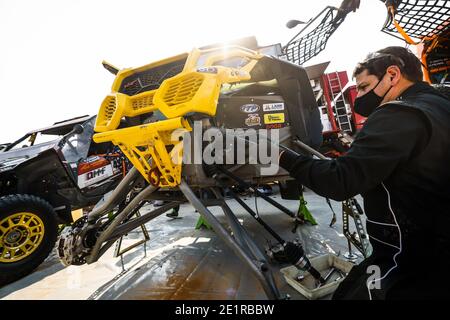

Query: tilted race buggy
left=57, top=2, right=371, bottom=299
left=0, top=115, right=128, bottom=285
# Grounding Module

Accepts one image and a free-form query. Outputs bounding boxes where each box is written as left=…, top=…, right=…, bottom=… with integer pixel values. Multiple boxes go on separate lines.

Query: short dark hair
left=353, top=46, right=423, bottom=82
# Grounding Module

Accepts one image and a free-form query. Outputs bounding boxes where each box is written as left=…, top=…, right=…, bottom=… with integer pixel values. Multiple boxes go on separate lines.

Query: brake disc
left=57, top=216, right=91, bottom=266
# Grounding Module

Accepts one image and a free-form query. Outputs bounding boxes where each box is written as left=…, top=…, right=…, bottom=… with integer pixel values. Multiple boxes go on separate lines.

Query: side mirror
left=102, top=60, right=119, bottom=75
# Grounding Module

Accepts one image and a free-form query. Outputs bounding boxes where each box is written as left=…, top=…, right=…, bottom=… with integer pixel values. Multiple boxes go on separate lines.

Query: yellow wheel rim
left=0, top=212, right=45, bottom=263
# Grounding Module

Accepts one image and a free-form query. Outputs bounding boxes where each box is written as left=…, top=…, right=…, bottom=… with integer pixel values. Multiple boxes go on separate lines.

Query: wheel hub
left=4, top=229, right=25, bottom=245
left=0, top=212, right=45, bottom=263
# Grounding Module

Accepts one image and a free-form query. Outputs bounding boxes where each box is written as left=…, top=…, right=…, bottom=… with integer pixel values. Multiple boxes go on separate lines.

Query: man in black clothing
left=279, top=46, right=450, bottom=299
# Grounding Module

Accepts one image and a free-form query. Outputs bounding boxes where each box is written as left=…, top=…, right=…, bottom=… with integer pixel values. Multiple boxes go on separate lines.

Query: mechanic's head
left=352, top=46, right=423, bottom=116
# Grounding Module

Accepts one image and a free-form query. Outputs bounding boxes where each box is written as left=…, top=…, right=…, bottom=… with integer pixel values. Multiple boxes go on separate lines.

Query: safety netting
left=282, top=5, right=356, bottom=66
left=381, top=0, right=450, bottom=42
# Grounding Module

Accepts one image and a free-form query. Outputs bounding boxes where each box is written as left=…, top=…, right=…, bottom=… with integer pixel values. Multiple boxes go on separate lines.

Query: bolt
left=296, top=274, right=305, bottom=282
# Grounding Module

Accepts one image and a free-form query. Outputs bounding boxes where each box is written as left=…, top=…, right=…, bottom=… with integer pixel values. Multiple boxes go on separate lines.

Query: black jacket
left=280, top=82, right=450, bottom=299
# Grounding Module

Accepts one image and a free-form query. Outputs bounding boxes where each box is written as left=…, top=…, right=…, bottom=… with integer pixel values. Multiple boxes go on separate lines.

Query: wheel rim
left=0, top=212, right=45, bottom=263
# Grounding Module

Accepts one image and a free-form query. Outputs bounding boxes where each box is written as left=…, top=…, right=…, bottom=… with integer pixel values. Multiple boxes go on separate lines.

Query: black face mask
left=354, top=75, right=392, bottom=117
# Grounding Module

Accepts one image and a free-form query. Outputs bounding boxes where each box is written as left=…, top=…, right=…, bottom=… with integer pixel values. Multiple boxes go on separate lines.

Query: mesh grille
left=382, top=0, right=450, bottom=40
left=282, top=7, right=351, bottom=65
left=131, top=91, right=155, bottom=111
left=103, top=96, right=116, bottom=120
left=163, top=75, right=203, bottom=106
left=119, top=58, right=186, bottom=96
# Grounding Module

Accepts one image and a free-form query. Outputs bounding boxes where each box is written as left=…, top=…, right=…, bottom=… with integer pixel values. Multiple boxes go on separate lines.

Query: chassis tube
left=216, top=166, right=295, bottom=218
left=87, top=167, right=141, bottom=222
left=86, top=184, right=158, bottom=263
left=105, top=201, right=182, bottom=242
left=179, top=180, right=281, bottom=299
left=292, top=139, right=328, bottom=160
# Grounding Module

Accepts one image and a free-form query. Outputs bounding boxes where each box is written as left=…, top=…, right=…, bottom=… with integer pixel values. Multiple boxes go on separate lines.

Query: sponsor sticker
left=245, top=113, right=261, bottom=127
left=265, top=123, right=283, bottom=129
left=264, top=113, right=285, bottom=124
left=78, top=164, right=114, bottom=188
left=240, top=104, right=260, bottom=113
left=85, top=156, right=101, bottom=163
left=262, top=102, right=284, bottom=112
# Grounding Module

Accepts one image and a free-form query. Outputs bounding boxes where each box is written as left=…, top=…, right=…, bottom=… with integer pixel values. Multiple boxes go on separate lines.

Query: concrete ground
left=0, top=188, right=365, bottom=300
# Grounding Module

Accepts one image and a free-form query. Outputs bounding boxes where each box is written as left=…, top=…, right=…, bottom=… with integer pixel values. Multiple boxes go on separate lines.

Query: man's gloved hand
left=278, top=146, right=306, bottom=172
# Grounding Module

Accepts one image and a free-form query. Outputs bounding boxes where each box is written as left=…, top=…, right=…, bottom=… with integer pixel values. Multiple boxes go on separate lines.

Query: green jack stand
left=195, top=215, right=213, bottom=230
left=298, top=195, right=318, bottom=225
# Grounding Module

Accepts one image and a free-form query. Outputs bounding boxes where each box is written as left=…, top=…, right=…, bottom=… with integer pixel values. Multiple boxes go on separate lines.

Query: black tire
left=0, top=194, right=58, bottom=287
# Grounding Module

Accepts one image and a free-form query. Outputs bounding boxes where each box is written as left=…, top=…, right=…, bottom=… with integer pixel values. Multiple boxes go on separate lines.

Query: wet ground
left=0, top=188, right=364, bottom=300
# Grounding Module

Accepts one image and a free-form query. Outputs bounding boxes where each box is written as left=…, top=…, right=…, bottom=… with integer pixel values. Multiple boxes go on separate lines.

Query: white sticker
left=263, top=103, right=284, bottom=112
left=78, top=164, right=114, bottom=188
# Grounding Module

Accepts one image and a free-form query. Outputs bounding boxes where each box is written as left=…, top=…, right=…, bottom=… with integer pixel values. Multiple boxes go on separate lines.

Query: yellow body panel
left=71, top=209, right=83, bottom=221
left=96, top=91, right=158, bottom=132
left=154, top=67, right=251, bottom=119
left=94, top=46, right=262, bottom=187
left=94, top=117, right=191, bottom=187
left=183, top=46, right=262, bottom=72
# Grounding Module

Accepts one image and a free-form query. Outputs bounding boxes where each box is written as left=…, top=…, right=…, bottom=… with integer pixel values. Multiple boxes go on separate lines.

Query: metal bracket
left=342, top=198, right=371, bottom=259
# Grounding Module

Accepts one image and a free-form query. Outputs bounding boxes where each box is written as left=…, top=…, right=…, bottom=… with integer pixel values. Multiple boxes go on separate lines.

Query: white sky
left=0, top=0, right=405, bottom=142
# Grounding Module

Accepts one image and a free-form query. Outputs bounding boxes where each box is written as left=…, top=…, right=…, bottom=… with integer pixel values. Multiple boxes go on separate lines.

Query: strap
left=388, top=6, right=421, bottom=45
